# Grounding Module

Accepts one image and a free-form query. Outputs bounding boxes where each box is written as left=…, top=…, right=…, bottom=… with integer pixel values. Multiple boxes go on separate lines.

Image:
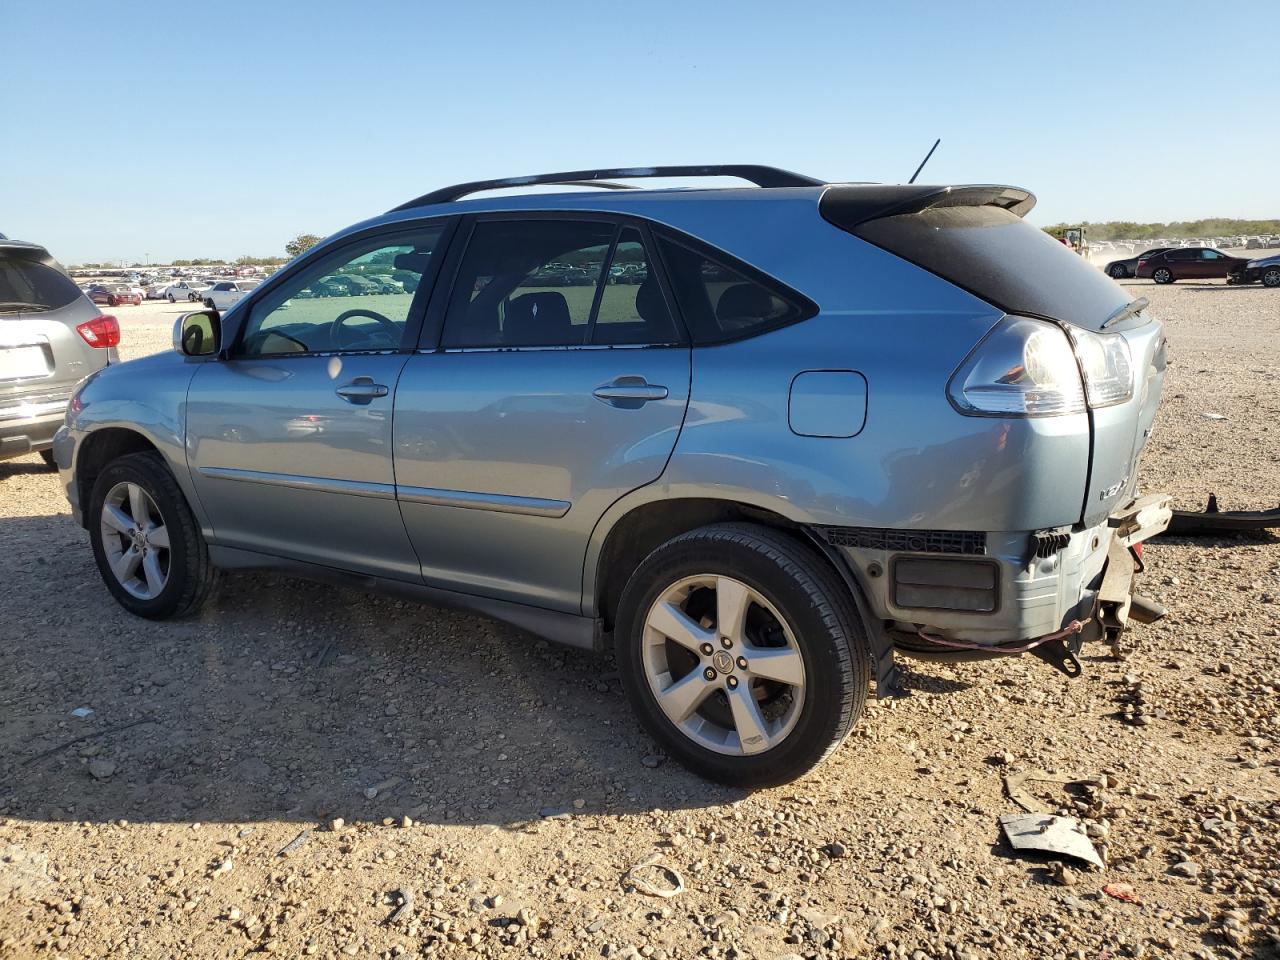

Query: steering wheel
left=331, top=308, right=400, bottom=350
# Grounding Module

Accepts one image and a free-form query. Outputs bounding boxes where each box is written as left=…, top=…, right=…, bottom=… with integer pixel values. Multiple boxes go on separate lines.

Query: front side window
left=238, top=225, right=443, bottom=357
left=656, top=235, right=810, bottom=344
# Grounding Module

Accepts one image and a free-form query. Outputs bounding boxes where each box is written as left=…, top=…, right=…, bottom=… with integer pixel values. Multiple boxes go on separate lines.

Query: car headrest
left=716, top=282, right=777, bottom=324
left=635, top=275, right=666, bottom=323
left=504, top=291, right=575, bottom=344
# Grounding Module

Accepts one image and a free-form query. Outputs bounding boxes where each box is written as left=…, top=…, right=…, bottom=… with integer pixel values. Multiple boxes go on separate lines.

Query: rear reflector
left=892, top=557, right=999, bottom=613
left=76, top=315, right=120, bottom=348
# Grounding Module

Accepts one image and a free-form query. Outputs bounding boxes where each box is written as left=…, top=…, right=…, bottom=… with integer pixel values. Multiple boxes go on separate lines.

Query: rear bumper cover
left=0, top=391, right=71, bottom=459
left=827, top=493, right=1172, bottom=650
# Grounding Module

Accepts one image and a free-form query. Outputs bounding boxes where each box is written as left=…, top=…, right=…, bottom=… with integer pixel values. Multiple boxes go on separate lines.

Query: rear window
left=831, top=203, right=1131, bottom=332
left=0, top=253, right=83, bottom=315
left=655, top=235, right=813, bottom=344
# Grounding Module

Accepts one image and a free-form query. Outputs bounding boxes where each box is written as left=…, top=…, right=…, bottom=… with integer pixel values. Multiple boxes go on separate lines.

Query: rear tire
left=615, top=523, right=869, bottom=787
left=167, top=294, right=175, bottom=302
left=88, top=451, right=218, bottom=620
left=1263, top=267, right=1280, bottom=288
left=1152, top=267, right=1174, bottom=284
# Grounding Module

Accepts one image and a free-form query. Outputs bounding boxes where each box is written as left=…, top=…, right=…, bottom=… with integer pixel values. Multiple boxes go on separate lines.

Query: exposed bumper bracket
left=1028, top=634, right=1083, bottom=678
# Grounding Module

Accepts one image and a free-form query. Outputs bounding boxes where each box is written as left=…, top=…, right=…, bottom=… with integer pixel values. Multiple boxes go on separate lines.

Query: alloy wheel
left=1263, top=268, right=1280, bottom=288
left=641, top=575, right=805, bottom=756
left=99, top=481, right=170, bottom=600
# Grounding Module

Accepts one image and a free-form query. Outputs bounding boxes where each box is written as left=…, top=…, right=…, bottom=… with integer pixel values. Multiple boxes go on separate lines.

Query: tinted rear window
left=0, top=253, right=83, bottom=315
left=834, top=204, right=1131, bottom=331
left=655, top=235, right=813, bottom=344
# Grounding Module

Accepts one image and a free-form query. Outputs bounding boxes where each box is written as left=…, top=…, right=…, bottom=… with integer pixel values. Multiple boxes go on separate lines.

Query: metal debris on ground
left=277, top=829, right=312, bottom=858
left=999, top=813, right=1105, bottom=870
left=625, top=853, right=685, bottom=898
left=1163, top=493, right=1280, bottom=536
left=385, top=886, right=415, bottom=925
left=1003, top=768, right=1103, bottom=814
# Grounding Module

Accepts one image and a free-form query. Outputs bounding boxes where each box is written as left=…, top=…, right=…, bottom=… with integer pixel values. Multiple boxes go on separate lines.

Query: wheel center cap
left=711, top=651, right=734, bottom=675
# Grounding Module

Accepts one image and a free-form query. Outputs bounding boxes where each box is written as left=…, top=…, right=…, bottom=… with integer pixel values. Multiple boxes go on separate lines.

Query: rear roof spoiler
left=819, top=184, right=1036, bottom=228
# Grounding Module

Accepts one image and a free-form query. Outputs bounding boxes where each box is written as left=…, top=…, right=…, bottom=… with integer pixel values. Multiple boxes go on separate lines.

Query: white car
left=203, top=279, right=260, bottom=310
left=163, top=281, right=207, bottom=303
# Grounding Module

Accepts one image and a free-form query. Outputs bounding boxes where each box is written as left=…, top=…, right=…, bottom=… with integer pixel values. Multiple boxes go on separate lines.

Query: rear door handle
left=593, top=377, right=669, bottom=408
left=335, top=377, right=389, bottom=404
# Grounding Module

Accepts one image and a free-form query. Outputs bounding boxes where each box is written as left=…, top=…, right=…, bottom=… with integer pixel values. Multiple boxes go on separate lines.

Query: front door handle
left=593, top=376, right=669, bottom=409
left=335, top=377, right=389, bottom=404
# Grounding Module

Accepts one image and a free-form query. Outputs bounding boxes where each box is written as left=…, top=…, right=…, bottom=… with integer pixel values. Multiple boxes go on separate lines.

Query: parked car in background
left=203, top=279, right=260, bottom=311
left=145, top=281, right=169, bottom=299
left=88, top=283, right=141, bottom=306
left=1136, top=247, right=1250, bottom=283
left=163, top=281, right=204, bottom=302
left=1, top=239, right=116, bottom=465
left=1104, top=247, right=1172, bottom=279
left=1232, top=253, right=1280, bottom=288
left=55, top=165, right=1171, bottom=786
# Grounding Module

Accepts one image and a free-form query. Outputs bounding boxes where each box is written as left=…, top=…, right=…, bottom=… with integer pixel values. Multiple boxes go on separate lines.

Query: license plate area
left=0, top=344, right=52, bottom=381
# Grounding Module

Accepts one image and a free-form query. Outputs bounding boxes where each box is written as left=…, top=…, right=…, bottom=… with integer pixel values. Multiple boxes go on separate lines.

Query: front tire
left=1109, top=264, right=1128, bottom=279
left=88, top=451, right=217, bottom=619
left=1152, top=267, right=1174, bottom=284
left=168, top=294, right=175, bottom=302
left=1263, top=267, right=1280, bottom=288
left=615, top=523, right=869, bottom=787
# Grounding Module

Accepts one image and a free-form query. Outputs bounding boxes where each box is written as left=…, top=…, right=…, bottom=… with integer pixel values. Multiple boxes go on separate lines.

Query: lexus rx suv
left=2, top=239, right=117, bottom=465
left=53, top=165, right=1171, bottom=786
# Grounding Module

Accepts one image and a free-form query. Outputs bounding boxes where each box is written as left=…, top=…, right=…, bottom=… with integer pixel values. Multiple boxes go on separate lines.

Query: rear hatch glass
left=828, top=203, right=1131, bottom=332
left=1, top=251, right=83, bottom=317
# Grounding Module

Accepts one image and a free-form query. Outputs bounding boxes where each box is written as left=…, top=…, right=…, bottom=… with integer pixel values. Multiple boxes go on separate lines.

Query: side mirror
left=173, top=309, right=221, bottom=357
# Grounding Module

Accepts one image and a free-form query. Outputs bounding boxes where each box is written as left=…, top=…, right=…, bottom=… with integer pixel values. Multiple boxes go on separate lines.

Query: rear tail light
left=948, top=317, right=1086, bottom=416
left=1136, top=259, right=1147, bottom=270
left=76, top=314, right=121, bottom=348
left=949, top=315, right=1133, bottom=417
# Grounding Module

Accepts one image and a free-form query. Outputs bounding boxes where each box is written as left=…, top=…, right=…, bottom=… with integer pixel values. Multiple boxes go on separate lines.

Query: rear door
left=185, top=222, right=451, bottom=580
left=393, top=216, right=691, bottom=612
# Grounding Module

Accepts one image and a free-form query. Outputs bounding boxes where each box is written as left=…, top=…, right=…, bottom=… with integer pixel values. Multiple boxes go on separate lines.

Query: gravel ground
left=1, top=282, right=1277, bottom=960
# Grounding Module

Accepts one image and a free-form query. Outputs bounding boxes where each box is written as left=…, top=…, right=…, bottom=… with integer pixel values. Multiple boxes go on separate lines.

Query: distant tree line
left=1042, top=218, right=1280, bottom=240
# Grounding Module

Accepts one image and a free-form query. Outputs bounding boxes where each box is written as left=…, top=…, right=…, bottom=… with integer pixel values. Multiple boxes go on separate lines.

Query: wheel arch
left=74, top=428, right=164, bottom=526
left=586, top=492, right=868, bottom=636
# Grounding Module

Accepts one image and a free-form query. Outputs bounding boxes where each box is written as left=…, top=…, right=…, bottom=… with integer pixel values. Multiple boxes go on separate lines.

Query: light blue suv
left=55, top=166, right=1172, bottom=786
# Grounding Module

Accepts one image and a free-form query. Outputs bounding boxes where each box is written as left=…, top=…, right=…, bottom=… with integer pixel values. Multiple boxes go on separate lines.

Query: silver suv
left=2, top=240, right=117, bottom=465
left=54, top=166, right=1171, bottom=786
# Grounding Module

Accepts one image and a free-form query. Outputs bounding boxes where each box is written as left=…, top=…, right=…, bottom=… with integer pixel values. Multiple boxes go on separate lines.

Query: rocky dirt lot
left=1, top=284, right=1277, bottom=960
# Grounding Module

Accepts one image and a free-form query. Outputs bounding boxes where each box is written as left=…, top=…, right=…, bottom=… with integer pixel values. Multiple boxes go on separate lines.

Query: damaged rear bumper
left=827, top=493, right=1172, bottom=677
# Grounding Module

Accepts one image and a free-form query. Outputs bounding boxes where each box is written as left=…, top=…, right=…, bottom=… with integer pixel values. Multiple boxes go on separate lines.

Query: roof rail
left=390, top=165, right=825, bottom=212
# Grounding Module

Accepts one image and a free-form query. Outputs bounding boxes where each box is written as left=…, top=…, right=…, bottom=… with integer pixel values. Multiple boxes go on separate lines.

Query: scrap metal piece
left=999, top=813, right=1104, bottom=869
left=1004, top=769, right=1104, bottom=813
left=1164, top=493, right=1280, bottom=536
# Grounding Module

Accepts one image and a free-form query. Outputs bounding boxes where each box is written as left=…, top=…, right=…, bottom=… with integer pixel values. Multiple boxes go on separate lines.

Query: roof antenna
left=907, top=138, right=941, bottom=184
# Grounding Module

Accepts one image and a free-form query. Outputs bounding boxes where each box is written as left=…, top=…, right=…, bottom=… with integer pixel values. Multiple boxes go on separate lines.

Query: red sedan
left=87, top=283, right=141, bottom=306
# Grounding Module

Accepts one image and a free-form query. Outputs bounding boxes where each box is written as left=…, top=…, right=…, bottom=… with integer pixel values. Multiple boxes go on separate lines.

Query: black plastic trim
left=391, top=164, right=825, bottom=210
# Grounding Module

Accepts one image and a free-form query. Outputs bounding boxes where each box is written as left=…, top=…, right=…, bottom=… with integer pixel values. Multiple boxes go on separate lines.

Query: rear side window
left=441, top=219, right=678, bottom=348
left=655, top=235, right=811, bottom=344
left=0, top=254, right=83, bottom=315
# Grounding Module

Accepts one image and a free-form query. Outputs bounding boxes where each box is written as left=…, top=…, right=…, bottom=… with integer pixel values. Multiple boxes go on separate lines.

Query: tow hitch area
left=1161, top=493, right=1280, bottom=537
left=1029, top=632, right=1083, bottom=678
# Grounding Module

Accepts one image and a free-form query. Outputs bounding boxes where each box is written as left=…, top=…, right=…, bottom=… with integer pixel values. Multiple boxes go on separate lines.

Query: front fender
left=61, top=353, right=208, bottom=533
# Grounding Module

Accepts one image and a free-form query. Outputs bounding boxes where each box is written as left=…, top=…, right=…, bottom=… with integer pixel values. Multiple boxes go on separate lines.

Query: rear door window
left=440, top=219, right=679, bottom=349
left=655, top=235, right=812, bottom=344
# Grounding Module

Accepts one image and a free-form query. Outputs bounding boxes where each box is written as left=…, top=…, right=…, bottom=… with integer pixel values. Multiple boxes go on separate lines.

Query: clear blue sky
left=4, top=0, right=1275, bottom=264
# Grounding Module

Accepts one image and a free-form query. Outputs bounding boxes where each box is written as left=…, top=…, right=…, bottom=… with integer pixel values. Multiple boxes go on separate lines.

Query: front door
left=393, top=217, right=691, bottom=611
left=186, top=223, right=449, bottom=580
